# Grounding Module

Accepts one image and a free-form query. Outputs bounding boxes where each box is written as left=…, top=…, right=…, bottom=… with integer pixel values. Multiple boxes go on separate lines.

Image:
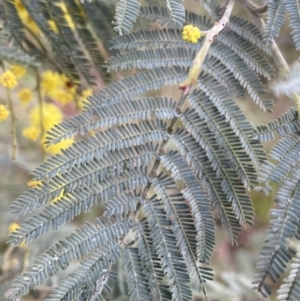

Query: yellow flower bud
left=0, top=70, right=17, bottom=89
left=0, top=104, right=9, bottom=121
left=18, top=88, right=33, bottom=104
left=182, top=24, right=202, bottom=43
left=23, top=126, right=41, bottom=141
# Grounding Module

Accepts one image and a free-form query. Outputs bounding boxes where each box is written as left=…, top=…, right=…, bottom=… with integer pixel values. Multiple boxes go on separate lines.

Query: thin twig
left=179, top=0, right=235, bottom=94
left=0, top=62, right=18, bottom=159
left=35, top=68, right=46, bottom=161
left=7, top=88, right=18, bottom=159
left=237, top=0, right=300, bottom=113
left=237, top=0, right=289, bottom=72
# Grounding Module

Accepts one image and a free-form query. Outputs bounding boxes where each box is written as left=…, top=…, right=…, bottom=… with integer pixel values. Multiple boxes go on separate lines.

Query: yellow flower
left=18, top=88, right=33, bottom=104
left=42, top=134, right=74, bottom=155
left=29, top=102, right=63, bottom=131
left=41, top=71, right=62, bottom=96
left=182, top=24, right=202, bottom=43
left=27, top=179, right=42, bottom=188
left=10, top=65, right=26, bottom=79
left=49, top=89, right=74, bottom=106
left=0, top=70, right=17, bottom=89
left=8, top=222, right=25, bottom=247
left=23, top=126, right=41, bottom=141
left=0, top=104, right=9, bottom=121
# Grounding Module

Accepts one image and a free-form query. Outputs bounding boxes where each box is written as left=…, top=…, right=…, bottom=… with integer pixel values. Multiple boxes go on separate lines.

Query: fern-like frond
left=136, top=220, right=172, bottom=301
left=31, top=120, right=168, bottom=182
left=12, top=164, right=150, bottom=222
left=195, top=74, right=266, bottom=169
left=263, top=0, right=300, bottom=50
left=81, top=0, right=117, bottom=55
left=103, top=190, right=143, bottom=218
left=152, top=174, right=214, bottom=292
left=48, top=244, right=122, bottom=301
left=284, top=0, right=300, bottom=50
left=46, top=97, right=177, bottom=145
left=253, top=177, right=300, bottom=297
left=160, top=151, right=215, bottom=264
left=144, top=199, right=194, bottom=301
left=21, top=0, right=79, bottom=80
left=85, top=66, right=186, bottom=111
left=3, top=0, right=26, bottom=42
left=9, top=219, right=131, bottom=299
left=109, top=25, right=272, bottom=111
left=277, top=253, right=300, bottom=301
left=64, top=0, right=109, bottom=79
left=264, top=0, right=285, bottom=45
left=138, top=6, right=181, bottom=29
left=114, top=0, right=140, bottom=35
left=180, top=109, right=254, bottom=225
left=124, top=247, right=153, bottom=301
left=252, top=108, right=300, bottom=142
left=163, top=0, right=185, bottom=25
left=227, top=16, right=272, bottom=55
left=47, top=0, right=95, bottom=85
left=109, top=18, right=210, bottom=51
left=10, top=167, right=150, bottom=244
left=172, top=130, right=241, bottom=243
left=0, top=30, right=41, bottom=67
left=106, top=45, right=244, bottom=95
left=257, top=134, right=300, bottom=194
left=218, top=29, right=275, bottom=80
left=188, top=89, right=259, bottom=189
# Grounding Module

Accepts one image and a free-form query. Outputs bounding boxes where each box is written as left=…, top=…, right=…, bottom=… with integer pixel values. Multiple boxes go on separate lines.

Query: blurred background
left=0, top=0, right=297, bottom=300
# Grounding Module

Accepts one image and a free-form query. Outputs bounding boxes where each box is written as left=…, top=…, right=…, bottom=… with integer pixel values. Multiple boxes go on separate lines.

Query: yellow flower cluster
left=18, top=88, right=33, bottom=104
left=23, top=102, right=74, bottom=154
left=41, top=71, right=77, bottom=106
left=0, top=70, right=17, bottom=89
left=10, top=65, right=26, bottom=79
left=182, top=24, right=202, bottom=43
left=23, top=126, right=40, bottom=141
left=0, top=104, right=9, bottom=121
left=0, top=65, right=26, bottom=89
left=29, top=102, right=63, bottom=131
